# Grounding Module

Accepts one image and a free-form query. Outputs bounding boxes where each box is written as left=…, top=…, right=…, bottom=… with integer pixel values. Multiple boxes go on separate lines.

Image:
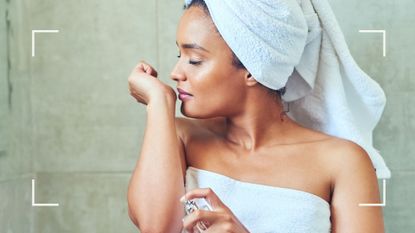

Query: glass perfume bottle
left=184, top=198, right=213, bottom=232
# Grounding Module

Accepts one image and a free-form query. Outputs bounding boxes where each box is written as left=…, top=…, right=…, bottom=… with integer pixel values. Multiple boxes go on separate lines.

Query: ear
left=245, top=72, right=258, bottom=87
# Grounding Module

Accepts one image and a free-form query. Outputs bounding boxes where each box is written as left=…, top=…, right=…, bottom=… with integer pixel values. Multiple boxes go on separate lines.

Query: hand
left=181, top=188, right=250, bottom=233
left=127, top=61, right=176, bottom=105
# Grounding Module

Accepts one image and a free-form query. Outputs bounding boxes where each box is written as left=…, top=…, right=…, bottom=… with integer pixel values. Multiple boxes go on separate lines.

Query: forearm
left=128, top=94, right=185, bottom=232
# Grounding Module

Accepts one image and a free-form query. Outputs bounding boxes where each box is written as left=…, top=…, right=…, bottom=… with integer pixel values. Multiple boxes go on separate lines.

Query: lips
left=177, top=88, right=192, bottom=96
left=177, top=88, right=192, bottom=101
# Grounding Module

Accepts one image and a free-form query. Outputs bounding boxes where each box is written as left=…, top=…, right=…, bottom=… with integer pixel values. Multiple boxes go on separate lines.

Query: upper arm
left=175, top=117, right=190, bottom=180
left=330, top=141, right=385, bottom=233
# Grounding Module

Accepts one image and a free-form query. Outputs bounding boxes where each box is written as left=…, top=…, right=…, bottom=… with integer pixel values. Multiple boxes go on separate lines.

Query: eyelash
left=177, top=54, right=202, bottom=66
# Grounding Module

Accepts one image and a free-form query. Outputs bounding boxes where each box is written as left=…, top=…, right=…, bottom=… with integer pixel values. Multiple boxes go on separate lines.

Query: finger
left=142, top=63, right=152, bottom=75
left=134, top=62, right=145, bottom=73
left=136, top=61, right=158, bottom=77
left=147, top=65, right=158, bottom=77
left=134, top=61, right=149, bottom=74
left=181, top=188, right=226, bottom=210
left=182, top=209, right=220, bottom=232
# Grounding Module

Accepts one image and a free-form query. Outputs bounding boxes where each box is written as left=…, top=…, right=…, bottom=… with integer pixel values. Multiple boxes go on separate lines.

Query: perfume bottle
left=184, top=198, right=213, bottom=232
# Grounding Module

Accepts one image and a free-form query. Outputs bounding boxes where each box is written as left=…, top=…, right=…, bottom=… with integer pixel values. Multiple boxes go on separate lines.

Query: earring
left=280, top=100, right=290, bottom=122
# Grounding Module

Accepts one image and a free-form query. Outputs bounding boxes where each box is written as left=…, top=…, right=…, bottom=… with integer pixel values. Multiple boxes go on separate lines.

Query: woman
left=127, top=0, right=386, bottom=232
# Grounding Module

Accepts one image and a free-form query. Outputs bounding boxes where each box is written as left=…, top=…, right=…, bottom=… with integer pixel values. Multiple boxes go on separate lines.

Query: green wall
left=1, top=0, right=34, bottom=232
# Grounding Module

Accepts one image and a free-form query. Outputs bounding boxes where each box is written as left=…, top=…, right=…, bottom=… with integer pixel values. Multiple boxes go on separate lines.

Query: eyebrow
left=176, top=41, right=210, bottom=53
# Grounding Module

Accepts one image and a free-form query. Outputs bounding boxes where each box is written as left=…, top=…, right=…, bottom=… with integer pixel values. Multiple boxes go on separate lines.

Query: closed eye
left=189, top=60, right=202, bottom=65
left=177, top=54, right=202, bottom=66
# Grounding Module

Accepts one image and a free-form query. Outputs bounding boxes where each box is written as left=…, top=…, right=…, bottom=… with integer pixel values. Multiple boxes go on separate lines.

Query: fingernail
left=180, top=195, right=186, bottom=202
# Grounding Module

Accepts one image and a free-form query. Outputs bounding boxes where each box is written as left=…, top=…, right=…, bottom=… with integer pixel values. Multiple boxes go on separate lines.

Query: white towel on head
left=184, top=0, right=391, bottom=179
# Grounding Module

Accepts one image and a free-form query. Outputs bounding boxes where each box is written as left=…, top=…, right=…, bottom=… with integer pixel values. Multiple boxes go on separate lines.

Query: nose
left=170, top=61, right=186, bottom=82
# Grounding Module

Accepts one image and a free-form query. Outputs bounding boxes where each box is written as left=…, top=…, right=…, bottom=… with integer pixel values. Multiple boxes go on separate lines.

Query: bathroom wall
left=0, top=0, right=34, bottom=232
left=27, top=0, right=154, bottom=232
left=0, top=0, right=7, bottom=151
left=0, top=0, right=151, bottom=232
left=0, top=0, right=413, bottom=232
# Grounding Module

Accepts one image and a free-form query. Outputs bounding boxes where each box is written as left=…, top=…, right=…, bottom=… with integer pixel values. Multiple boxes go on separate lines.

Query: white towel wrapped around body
left=183, top=166, right=332, bottom=233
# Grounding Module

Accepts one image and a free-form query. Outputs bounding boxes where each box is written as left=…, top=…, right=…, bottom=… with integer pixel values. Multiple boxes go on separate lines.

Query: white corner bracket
left=31, top=29, right=60, bottom=57
left=32, top=179, right=59, bottom=207
left=358, top=179, right=387, bottom=207
left=358, top=30, right=386, bottom=57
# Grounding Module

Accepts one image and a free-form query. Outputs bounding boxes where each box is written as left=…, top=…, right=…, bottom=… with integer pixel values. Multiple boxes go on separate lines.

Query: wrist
left=146, top=91, right=176, bottom=112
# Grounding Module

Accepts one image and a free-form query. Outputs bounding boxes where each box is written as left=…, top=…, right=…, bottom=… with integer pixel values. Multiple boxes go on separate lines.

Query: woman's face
left=171, top=6, right=248, bottom=118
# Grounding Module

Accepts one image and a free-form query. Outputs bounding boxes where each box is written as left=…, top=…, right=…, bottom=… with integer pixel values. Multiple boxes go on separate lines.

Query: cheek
left=194, top=77, right=243, bottom=113
left=188, top=66, right=221, bottom=96
left=194, top=71, right=230, bottom=100
left=182, top=63, right=244, bottom=117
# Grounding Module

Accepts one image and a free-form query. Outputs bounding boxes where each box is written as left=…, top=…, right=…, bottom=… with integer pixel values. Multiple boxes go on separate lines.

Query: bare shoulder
left=324, top=138, right=384, bottom=232
left=293, top=126, right=373, bottom=165
left=323, top=137, right=376, bottom=177
left=309, top=135, right=375, bottom=186
left=304, top=132, right=377, bottom=188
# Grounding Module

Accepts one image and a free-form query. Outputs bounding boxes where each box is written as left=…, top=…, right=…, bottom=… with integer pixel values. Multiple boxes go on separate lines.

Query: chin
left=180, top=104, right=218, bottom=119
left=181, top=108, right=203, bottom=119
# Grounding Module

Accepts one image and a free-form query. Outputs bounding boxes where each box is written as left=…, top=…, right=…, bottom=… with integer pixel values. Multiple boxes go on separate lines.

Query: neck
left=222, top=89, right=298, bottom=153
